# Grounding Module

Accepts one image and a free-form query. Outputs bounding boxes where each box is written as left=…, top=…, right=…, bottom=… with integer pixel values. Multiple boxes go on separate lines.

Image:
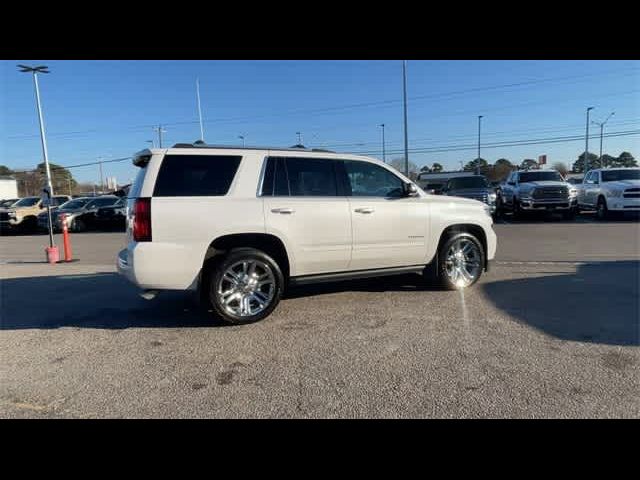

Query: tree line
left=0, top=163, right=98, bottom=197
left=389, top=151, right=636, bottom=182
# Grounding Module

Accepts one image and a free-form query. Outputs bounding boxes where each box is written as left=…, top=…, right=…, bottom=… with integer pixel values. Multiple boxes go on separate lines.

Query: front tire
left=430, top=232, right=485, bottom=290
left=562, top=209, right=576, bottom=221
left=512, top=200, right=522, bottom=220
left=206, top=248, right=284, bottom=325
left=71, top=217, right=86, bottom=232
left=596, top=197, right=609, bottom=220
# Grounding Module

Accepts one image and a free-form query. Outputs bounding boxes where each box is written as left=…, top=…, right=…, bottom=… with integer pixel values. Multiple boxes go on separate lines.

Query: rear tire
left=205, top=248, right=284, bottom=325
left=427, top=232, right=485, bottom=290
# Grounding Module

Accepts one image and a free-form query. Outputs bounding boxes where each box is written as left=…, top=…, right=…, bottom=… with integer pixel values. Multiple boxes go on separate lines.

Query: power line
left=348, top=130, right=640, bottom=156
left=9, top=129, right=638, bottom=175
left=6, top=66, right=638, bottom=141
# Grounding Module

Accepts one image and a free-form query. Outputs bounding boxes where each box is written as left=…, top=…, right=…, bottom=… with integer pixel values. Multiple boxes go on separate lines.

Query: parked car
left=93, top=197, right=127, bottom=230
left=1, top=195, right=70, bottom=233
left=0, top=198, right=20, bottom=208
left=442, top=175, right=497, bottom=217
left=117, top=143, right=497, bottom=325
left=577, top=167, right=640, bottom=219
left=497, top=169, right=578, bottom=219
left=38, top=195, right=120, bottom=232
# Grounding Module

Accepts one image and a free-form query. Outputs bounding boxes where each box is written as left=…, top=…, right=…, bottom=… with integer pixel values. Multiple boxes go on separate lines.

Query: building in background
left=0, top=177, right=18, bottom=200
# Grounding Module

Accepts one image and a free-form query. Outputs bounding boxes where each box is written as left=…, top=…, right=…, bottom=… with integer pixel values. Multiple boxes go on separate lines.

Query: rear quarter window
left=153, top=155, right=242, bottom=197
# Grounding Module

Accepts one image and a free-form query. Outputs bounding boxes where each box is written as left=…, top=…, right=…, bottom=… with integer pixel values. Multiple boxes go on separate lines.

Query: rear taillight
left=133, top=197, right=152, bottom=242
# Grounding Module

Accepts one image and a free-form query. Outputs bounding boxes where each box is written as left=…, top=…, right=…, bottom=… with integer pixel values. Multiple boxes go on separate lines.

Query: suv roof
left=589, top=167, right=639, bottom=171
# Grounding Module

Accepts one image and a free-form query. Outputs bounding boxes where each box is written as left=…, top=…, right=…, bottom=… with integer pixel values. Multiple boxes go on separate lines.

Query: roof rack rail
left=170, top=142, right=335, bottom=153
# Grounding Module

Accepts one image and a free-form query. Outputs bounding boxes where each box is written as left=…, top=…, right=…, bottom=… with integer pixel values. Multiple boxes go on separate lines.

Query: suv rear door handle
left=354, top=207, right=375, bottom=214
left=271, top=208, right=295, bottom=214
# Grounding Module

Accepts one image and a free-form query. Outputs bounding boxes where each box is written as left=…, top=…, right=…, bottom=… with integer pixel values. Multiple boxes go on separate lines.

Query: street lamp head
left=17, top=64, right=49, bottom=73
left=587, top=107, right=594, bottom=112
left=478, top=115, right=483, bottom=119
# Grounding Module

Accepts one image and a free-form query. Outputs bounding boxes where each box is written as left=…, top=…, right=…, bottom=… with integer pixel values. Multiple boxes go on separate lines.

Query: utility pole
left=296, top=132, right=303, bottom=145
left=153, top=125, right=166, bottom=148
left=379, top=124, right=386, bottom=163
left=402, top=61, right=409, bottom=176
left=98, top=158, right=104, bottom=193
left=477, top=115, right=483, bottom=176
left=585, top=107, right=594, bottom=173
left=592, top=111, right=615, bottom=166
left=18, top=64, right=55, bottom=249
left=196, top=77, right=205, bottom=142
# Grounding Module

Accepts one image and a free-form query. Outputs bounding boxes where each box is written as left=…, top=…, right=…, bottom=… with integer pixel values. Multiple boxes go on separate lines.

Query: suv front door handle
left=271, top=207, right=295, bottom=214
left=354, top=207, right=375, bottom=214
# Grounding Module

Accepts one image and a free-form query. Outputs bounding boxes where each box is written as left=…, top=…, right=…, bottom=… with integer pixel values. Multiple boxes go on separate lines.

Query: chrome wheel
left=216, top=259, right=275, bottom=318
left=444, top=238, right=482, bottom=288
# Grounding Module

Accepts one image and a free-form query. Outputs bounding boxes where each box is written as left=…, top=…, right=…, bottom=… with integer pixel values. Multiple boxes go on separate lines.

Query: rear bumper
left=116, top=243, right=201, bottom=291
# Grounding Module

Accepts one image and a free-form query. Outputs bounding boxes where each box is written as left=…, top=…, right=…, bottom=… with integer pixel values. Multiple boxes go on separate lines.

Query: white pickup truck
left=576, top=167, right=640, bottom=219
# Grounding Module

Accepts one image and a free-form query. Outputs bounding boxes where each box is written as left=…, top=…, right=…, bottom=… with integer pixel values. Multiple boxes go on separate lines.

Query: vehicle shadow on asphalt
left=0, top=272, right=219, bottom=330
left=0, top=272, right=442, bottom=330
left=482, top=260, right=640, bottom=346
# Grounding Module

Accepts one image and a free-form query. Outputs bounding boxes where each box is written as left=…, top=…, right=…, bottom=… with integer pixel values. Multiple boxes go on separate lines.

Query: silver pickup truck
left=497, top=169, right=578, bottom=220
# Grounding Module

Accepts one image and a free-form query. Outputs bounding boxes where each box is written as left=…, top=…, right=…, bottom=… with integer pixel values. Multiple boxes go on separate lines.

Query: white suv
left=117, top=143, right=497, bottom=324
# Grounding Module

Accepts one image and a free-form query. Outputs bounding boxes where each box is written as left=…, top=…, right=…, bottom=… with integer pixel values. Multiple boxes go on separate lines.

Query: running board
left=289, top=265, right=426, bottom=286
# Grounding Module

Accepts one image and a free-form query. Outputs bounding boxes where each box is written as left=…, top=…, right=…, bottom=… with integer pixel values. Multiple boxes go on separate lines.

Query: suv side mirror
left=404, top=183, right=419, bottom=197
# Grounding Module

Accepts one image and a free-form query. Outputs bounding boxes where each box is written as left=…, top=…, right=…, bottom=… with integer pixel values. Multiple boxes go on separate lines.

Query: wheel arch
left=201, top=232, right=291, bottom=280
left=433, top=223, right=489, bottom=272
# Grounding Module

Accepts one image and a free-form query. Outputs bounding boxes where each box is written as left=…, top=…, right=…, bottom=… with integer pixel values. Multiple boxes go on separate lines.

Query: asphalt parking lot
left=1, top=212, right=639, bottom=418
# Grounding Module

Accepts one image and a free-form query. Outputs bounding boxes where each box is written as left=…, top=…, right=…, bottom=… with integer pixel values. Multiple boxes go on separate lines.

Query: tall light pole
left=296, top=132, right=303, bottom=145
left=402, top=61, right=409, bottom=176
left=18, top=64, right=55, bottom=249
left=592, top=111, right=615, bottom=166
left=379, top=123, right=386, bottom=163
left=477, top=115, right=483, bottom=175
left=196, top=77, right=205, bottom=142
left=238, top=135, right=245, bottom=147
left=585, top=107, right=594, bottom=173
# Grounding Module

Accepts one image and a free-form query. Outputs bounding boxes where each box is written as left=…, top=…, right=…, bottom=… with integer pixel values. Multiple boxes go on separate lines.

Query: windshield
left=59, top=198, right=91, bottom=210
left=519, top=171, right=563, bottom=183
left=13, top=197, right=40, bottom=207
left=447, top=177, right=489, bottom=189
left=601, top=170, right=640, bottom=182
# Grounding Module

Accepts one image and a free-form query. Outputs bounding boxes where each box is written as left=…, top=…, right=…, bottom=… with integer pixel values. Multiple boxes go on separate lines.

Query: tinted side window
left=344, top=160, right=404, bottom=198
left=285, top=157, right=337, bottom=197
left=153, top=154, right=241, bottom=197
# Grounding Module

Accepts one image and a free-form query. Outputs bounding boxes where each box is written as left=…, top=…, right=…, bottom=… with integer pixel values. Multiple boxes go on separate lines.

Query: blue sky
left=1, top=60, right=638, bottom=185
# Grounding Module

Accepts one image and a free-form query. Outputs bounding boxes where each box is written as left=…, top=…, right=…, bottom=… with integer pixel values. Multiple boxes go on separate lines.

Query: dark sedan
left=38, top=196, right=120, bottom=232
left=93, top=197, right=126, bottom=231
